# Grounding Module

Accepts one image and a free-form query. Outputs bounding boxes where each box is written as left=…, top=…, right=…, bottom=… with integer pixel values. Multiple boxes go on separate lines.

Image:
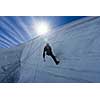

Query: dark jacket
left=43, top=44, right=53, bottom=59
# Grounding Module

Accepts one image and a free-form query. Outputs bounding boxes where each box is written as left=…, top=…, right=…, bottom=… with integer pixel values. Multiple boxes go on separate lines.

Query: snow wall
left=19, top=16, right=100, bottom=83
left=0, top=45, right=25, bottom=82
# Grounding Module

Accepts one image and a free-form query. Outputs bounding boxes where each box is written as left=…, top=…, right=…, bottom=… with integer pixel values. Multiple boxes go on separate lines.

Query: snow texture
left=0, top=16, right=100, bottom=83
left=0, top=45, right=25, bottom=82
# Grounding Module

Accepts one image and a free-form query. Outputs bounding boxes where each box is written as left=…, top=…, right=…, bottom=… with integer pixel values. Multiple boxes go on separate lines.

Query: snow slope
left=0, top=44, right=25, bottom=82
left=19, top=16, right=100, bottom=83
left=0, top=16, right=100, bottom=83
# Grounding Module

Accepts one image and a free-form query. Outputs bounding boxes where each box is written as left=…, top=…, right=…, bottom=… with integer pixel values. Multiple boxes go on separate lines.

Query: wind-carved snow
left=0, top=17, right=100, bottom=83
left=0, top=45, right=24, bottom=82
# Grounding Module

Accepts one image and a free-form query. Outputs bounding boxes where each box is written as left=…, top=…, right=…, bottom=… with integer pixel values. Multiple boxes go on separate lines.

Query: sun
left=35, top=21, right=50, bottom=35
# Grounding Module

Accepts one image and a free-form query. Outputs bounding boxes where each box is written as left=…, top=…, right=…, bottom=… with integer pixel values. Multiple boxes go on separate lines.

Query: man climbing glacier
left=43, top=43, right=60, bottom=65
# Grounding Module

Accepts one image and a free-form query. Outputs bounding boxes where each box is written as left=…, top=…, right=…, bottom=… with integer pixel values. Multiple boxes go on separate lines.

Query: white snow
left=0, top=44, right=25, bottom=82
left=0, top=16, right=100, bottom=83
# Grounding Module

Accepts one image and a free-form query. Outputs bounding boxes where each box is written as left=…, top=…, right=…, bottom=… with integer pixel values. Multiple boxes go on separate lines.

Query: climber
left=43, top=43, right=60, bottom=65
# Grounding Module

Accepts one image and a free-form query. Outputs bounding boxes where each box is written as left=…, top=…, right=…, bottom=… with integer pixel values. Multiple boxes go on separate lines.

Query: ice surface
left=0, top=45, right=25, bottom=82
left=0, top=17, right=100, bottom=83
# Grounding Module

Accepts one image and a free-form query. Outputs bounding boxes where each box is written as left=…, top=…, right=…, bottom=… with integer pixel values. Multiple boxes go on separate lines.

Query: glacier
left=0, top=16, right=100, bottom=83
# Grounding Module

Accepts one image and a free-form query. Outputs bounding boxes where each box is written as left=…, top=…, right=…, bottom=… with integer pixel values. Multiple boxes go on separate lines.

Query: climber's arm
left=43, top=48, right=46, bottom=61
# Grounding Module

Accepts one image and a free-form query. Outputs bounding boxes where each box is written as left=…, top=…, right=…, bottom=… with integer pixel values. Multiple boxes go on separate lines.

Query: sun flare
left=35, top=22, right=50, bottom=35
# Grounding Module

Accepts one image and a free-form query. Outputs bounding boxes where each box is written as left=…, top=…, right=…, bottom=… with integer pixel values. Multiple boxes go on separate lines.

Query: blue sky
left=0, top=16, right=86, bottom=48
